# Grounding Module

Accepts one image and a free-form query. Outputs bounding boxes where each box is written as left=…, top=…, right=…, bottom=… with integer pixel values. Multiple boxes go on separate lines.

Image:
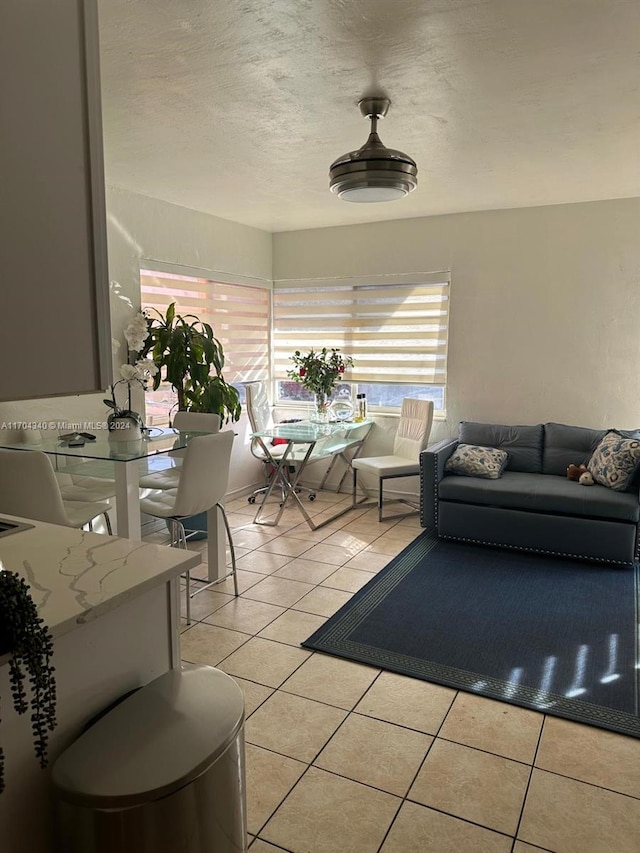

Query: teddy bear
left=566, top=463, right=586, bottom=481
left=566, top=463, right=594, bottom=486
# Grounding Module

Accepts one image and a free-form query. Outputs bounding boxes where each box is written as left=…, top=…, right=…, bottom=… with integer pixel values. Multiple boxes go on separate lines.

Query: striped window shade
left=272, top=273, right=450, bottom=388
left=140, top=270, right=270, bottom=383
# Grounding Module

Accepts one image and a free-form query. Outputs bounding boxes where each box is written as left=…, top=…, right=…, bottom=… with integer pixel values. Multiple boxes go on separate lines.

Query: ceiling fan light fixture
left=329, top=97, right=418, bottom=203
left=339, top=186, right=408, bottom=203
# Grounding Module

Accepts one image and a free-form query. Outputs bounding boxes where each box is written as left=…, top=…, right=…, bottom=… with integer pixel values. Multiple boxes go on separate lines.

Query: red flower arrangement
left=286, top=348, right=354, bottom=398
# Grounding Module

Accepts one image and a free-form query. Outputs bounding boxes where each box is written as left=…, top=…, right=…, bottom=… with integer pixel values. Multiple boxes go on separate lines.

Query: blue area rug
left=302, top=532, right=640, bottom=738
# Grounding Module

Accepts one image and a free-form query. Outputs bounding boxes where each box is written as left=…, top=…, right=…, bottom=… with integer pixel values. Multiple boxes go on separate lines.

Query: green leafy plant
left=0, top=570, right=56, bottom=794
left=286, top=348, right=354, bottom=400
left=139, top=303, right=241, bottom=424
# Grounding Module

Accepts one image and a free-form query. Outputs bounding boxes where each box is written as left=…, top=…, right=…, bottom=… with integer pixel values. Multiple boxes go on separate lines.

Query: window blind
left=272, top=277, right=450, bottom=386
left=140, top=270, right=270, bottom=383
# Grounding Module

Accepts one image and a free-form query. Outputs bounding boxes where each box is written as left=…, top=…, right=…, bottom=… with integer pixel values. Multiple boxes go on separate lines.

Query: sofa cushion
left=438, top=471, right=640, bottom=522
left=542, top=422, right=606, bottom=476
left=587, top=431, right=640, bottom=491
left=444, top=444, right=508, bottom=479
left=458, top=422, right=543, bottom=473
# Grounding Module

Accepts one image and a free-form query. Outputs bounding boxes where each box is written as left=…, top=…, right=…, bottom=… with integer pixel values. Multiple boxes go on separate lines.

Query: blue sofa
left=420, top=421, right=640, bottom=565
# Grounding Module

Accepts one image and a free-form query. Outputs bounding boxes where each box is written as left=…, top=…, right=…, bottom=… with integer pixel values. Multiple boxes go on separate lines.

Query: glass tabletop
left=0, top=427, right=205, bottom=462
left=253, top=419, right=372, bottom=443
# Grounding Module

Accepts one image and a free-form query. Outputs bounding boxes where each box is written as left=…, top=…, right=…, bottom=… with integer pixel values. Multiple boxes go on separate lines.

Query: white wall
left=1, top=0, right=111, bottom=404
left=106, top=186, right=272, bottom=345
left=5, top=193, right=638, bottom=501
left=274, top=197, right=640, bottom=446
left=106, top=187, right=272, bottom=493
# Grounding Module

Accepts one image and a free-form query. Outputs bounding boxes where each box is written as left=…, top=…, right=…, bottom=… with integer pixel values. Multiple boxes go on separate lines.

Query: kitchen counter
left=0, top=516, right=200, bottom=852
left=0, top=513, right=200, bottom=644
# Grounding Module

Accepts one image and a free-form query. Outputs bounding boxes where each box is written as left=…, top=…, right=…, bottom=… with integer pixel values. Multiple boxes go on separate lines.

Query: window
left=272, top=274, right=450, bottom=413
left=140, top=269, right=270, bottom=424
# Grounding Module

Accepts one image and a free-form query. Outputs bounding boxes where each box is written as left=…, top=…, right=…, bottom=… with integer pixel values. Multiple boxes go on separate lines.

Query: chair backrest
left=245, top=382, right=275, bottom=460
left=169, top=411, right=221, bottom=460
left=172, top=411, right=221, bottom=433
left=0, top=449, right=71, bottom=526
left=393, top=399, right=434, bottom=461
left=170, top=430, right=235, bottom=518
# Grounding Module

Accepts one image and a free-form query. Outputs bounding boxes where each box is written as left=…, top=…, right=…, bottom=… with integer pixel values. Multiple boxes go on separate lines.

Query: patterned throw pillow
left=587, top=431, right=640, bottom=491
left=444, top=444, right=509, bottom=479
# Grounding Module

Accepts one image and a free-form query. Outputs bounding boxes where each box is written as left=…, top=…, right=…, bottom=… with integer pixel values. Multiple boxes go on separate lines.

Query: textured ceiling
left=97, top=0, right=640, bottom=233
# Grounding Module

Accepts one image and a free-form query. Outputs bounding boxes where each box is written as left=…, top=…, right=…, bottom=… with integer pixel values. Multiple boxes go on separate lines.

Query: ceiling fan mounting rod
left=358, top=97, right=390, bottom=120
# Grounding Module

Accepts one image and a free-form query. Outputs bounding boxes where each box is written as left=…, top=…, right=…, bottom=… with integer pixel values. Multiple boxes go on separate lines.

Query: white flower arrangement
left=119, top=360, right=158, bottom=383
left=123, top=312, right=149, bottom=353
left=105, top=313, right=158, bottom=419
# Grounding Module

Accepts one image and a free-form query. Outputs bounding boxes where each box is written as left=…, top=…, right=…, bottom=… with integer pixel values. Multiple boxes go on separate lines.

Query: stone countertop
left=0, top=515, right=200, bottom=643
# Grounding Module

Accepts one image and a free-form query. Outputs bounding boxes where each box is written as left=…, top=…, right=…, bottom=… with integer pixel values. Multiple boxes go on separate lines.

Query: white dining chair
left=138, top=411, right=221, bottom=491
left=16, top=428, right=117, bottom=505
left=138, top=430, right=237, bottom=623
left=55, top=472, right=117, bottom=503
left=0, top=449, right=113, bottom=532
left=352, top=398, right=434, bottom=521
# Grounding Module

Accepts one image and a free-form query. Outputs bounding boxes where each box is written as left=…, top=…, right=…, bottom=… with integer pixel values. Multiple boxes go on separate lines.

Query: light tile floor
left=159, top=489, right=640, bottom=853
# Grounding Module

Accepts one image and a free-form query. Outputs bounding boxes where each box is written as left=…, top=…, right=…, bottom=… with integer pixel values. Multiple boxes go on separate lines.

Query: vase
left=310, top=392, right=330, bottom=423
left=330, top=398, right=354, bottom=423
left=107, top=412, right=143, bottom=442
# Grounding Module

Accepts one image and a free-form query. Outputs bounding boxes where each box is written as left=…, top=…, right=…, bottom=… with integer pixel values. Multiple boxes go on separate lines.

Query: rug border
left=302, top=531, right=640, bottom=739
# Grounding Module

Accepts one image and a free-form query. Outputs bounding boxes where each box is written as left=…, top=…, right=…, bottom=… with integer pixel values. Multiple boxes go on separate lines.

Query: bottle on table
left=355, top=394, right=367, bottom=422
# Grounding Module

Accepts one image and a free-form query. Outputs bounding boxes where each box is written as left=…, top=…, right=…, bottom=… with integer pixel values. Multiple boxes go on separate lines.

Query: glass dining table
left=251, top=419, right=373, bottom=529
left=0, top=428, right=226, bottom=580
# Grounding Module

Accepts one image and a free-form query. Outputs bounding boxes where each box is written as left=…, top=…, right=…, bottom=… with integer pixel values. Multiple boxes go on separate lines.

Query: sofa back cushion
left=542, top=422, right=606, bottom=476
left=458, top=422, right=544, bottom=473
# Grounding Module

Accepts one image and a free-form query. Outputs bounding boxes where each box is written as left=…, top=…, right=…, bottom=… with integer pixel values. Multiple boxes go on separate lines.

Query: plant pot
left=166, top=511, right=208, bottom=541
left=108, top=413, right=143, bottom=442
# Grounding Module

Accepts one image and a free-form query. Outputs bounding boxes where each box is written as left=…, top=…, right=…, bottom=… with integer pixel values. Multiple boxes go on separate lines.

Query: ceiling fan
left=329, top=97, right=418, bottom=203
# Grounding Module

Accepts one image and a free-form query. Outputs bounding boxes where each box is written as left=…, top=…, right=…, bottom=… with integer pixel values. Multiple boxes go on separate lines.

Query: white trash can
left=52, top=664, right=246, bottom=852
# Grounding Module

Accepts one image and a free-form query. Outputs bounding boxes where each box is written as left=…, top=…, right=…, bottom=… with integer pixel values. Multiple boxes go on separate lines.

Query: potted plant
left=104, top=362, right=157, bottom=440
left=138, top=303, right=241, bottom=424
left=104, top=312, right=159, bottom=439
left=286, top=347, right=354, bottom=422
left=0, top=569, right=56, bottom=794
left=138, top=303, right=241, bottom=538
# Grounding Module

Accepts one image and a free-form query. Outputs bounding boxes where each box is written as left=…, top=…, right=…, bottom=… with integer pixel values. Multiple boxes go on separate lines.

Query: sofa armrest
left=419, top=439, right=458, bottom=529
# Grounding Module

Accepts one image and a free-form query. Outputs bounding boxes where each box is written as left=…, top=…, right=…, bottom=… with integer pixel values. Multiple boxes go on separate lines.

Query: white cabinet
left=0, top=0, right=110, bottom=401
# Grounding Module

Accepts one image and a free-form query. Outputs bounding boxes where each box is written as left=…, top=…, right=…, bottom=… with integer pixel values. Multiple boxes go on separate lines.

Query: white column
left=114, top=459, right=141, bottom=538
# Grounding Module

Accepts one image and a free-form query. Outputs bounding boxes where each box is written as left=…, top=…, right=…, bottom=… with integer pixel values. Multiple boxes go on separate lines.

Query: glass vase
left=330, top=398, right=354, bottom=423
left=310, top=392, right=330, bottom=423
